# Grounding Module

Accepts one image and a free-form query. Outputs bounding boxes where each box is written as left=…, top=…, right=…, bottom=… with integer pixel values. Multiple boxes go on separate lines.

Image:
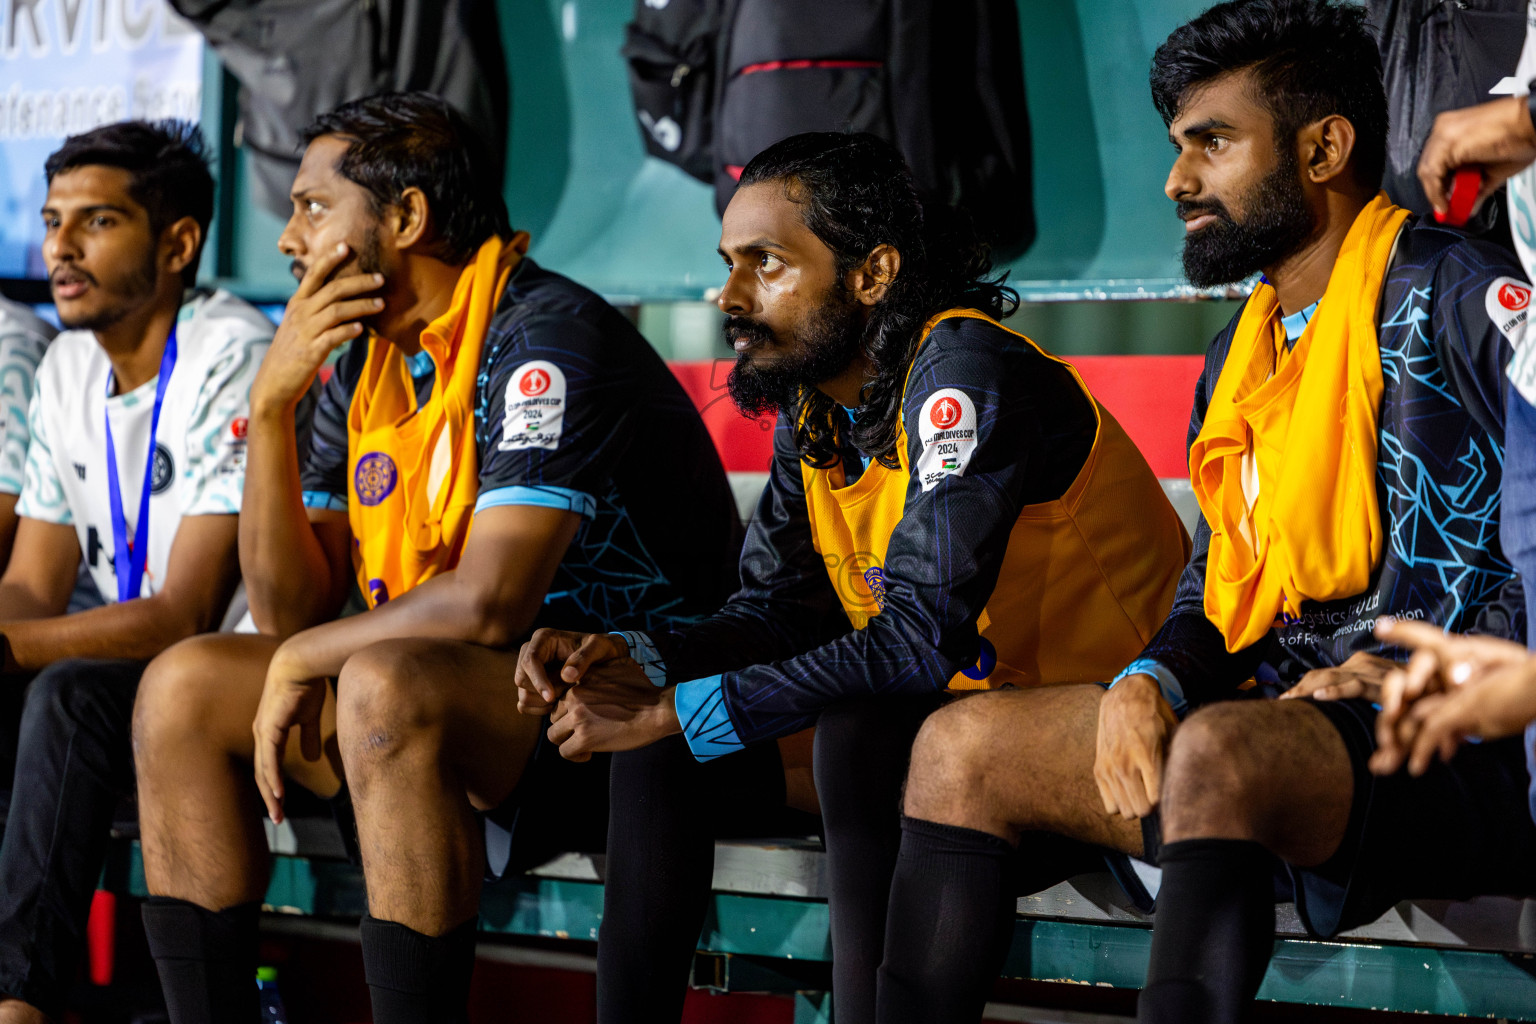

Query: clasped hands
left=513, top=629, right=682, bottom=761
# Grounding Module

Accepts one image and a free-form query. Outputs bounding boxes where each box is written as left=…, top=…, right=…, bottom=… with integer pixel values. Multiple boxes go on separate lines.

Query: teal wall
left=207, top=0, right=1242, bottom=355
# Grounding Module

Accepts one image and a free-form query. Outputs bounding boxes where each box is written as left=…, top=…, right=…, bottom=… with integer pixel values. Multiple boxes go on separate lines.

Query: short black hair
left=302, top=91, right=511, bottom=265
left=738, top=131, right=1016, bottom=469
left=44, top=119, right=214, bottom=287
left=1150, top=0, right=1387, bottom=190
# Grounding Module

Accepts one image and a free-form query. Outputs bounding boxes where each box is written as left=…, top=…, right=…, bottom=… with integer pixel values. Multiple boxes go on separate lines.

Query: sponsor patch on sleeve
left=500, top=361, right=567, bottom=451
left=915, top=388, right=978, bottom=492
left=1485, top=276, right=1532, bottom=346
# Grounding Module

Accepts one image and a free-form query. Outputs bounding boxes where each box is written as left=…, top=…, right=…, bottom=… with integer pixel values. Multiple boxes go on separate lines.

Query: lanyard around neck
left=104, top=326, right=178, bottom=603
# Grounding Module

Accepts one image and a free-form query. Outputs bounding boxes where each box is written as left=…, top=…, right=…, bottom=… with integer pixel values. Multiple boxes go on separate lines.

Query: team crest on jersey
left=354, top=452, right=398, bottom=506
left=863, top=565, right=887, bottom=611
left=916, top=388, right=978, bottom=492
left=1486, top=276, right=1531, bottom=345
left=501, top=360, right=567, bottom=451
left=150, top=443, right=175, bottom=495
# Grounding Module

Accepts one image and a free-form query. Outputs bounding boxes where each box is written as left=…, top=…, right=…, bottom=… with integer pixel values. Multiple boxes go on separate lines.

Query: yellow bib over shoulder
left=347, top=233, right=528, bottom=607
left=800, top=309, right=1190, bottom=690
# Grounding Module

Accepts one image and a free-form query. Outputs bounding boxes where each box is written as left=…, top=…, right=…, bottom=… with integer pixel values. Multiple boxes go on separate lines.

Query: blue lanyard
left=104, top=326, right=178, bottom=603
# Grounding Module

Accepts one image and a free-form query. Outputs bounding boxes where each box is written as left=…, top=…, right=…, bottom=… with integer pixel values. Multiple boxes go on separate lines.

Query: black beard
left=58, top=248, right=159, bottom=332
left=1180, top=148, right=1313, bottom=288
left=725, top=290, right=866, bottom=416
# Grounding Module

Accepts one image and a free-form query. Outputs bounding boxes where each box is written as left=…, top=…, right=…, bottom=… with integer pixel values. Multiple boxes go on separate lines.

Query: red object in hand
left=1435, top=167, right=1483, bottom=227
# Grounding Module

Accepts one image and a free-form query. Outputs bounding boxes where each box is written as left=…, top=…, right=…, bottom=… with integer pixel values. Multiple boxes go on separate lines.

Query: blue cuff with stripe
left=1104, top=657, right=1190, bottom=718
left=475, top=484, right=597, bottom=519
left=302, top=490, right=348, bottom=512
left=674, top=675, right=745, bottom=761
left=610, top=630, right=667, bottom=686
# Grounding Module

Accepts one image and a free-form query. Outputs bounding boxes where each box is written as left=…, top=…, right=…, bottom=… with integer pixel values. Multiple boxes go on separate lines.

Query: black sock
left=360, top=914, right=477, bottom=1024
left=875, top=816, right=1018, bottom=1024
left=1138, top=838, right=1276, bottom=1024
left=141, top=897, right=260, bottom=1024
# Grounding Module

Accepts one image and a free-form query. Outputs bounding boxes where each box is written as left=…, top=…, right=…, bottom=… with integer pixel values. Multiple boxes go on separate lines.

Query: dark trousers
left=597, top=694, right=942, bottom=1024
left=0, top=658, right=144, bottom=1015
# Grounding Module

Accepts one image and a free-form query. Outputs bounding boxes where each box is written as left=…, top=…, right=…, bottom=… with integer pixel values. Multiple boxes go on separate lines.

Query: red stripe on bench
left=667, top=356, right=1202, bottom=480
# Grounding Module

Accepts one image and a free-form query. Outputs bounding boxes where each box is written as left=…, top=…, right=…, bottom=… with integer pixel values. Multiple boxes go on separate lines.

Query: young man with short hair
left=869, top=4, right=1536, bottom=1022
left=515, top=131, right=1192, bottom=1024
left=0, top=120, right=272, bottom=1024
left=130, top=92, right=742, bottom=1024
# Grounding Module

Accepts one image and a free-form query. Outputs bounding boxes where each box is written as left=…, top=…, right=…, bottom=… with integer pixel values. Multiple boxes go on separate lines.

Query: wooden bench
left=96, top=354, right=1536, bottom=1022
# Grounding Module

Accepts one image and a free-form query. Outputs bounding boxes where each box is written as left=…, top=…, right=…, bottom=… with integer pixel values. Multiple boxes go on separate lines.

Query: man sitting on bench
left=130, top=92, right=741, bottom=1024
left=0, top=121, right=272, bottom=1024
left=515, top=131, right=1191, bottom=1024
left=873, top=3, right=1535, bottom=1022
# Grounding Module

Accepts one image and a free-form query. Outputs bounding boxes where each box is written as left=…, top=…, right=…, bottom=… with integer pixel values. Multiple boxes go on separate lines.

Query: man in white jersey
left=0, top=301, right=53, bottom=575
left=0, top=121, right=271, bottom=1024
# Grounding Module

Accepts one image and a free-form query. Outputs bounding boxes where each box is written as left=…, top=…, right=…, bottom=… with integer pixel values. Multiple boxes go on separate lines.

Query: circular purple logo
left=354, top=452, right=398, bottom=507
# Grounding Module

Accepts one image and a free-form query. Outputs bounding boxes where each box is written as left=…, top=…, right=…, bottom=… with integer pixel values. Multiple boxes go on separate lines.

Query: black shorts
left=1291, top=698, right=1536, bottom=937
left=482, top=722, right=612, bottom=881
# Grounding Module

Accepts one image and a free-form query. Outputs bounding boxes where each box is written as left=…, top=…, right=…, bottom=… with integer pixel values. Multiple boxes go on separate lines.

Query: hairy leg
left=1138, top=699, right=1353, bottom=1024
left=878, top=685, right=1141, bottom=1024
left=335, top=638, right=541, bottom=935
left=133, top=634, right=341, bottom=909
left=1160, top=699, right=1351, bottom=858
left=903, top=685, right=1143, bottom=852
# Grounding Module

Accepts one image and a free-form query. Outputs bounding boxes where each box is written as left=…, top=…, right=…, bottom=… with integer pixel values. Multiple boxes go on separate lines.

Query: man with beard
left=513, top=131, right=1191, bottom=1024
left=129, top=92, right=742, bottom=1024
left=0, top=120, right=272, bottom=1024
left=864, top=3, right=1536, bottom=1023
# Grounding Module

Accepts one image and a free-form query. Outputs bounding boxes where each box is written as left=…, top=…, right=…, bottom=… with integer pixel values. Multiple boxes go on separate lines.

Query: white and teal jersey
left=0, top=298, right=55, bottom=497
left=17, top=289, right=270, bottom=623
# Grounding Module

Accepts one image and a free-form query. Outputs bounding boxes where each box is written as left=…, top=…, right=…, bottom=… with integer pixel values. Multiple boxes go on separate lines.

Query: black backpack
left=1368, top=0, right=1527, bottom=222
left=624, top=0, right=1036, bottom=254
left=623, top=0, right=721, bottom=184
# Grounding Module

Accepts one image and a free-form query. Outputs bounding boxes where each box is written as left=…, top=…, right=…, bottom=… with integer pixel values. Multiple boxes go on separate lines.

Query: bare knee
left=336, top=640, right=447, bottom=779
left=1161, top=703, right=1273, bottom=839
left=902, top=696, right=1007, bottom=827
left=132, top=636, right=241, bottom=774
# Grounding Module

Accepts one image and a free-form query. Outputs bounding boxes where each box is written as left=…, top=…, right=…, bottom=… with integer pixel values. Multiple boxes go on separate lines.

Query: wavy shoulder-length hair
left=737, top=132, right=1017, bottom=469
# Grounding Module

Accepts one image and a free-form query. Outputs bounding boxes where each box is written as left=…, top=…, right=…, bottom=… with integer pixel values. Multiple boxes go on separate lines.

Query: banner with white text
left=0, top=0, right=204, bottom=278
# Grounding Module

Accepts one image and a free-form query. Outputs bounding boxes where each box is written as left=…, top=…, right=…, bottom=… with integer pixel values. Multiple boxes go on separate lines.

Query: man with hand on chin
left=130, top=92, right=740, bottom=1024
left=0, top=120, right=271, bottom=1024
left=516, top=131, right=1190, bottom=1024
left=842, top=3, right=1536, bottom=1022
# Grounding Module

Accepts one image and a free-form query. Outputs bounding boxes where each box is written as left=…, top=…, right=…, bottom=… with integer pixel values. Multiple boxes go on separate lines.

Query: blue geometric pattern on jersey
left=541, top=482, right=695, bottom=633
left=1375, top=287, right=1509, bottom=636
left=1262, top=235, right=1521, bottom=672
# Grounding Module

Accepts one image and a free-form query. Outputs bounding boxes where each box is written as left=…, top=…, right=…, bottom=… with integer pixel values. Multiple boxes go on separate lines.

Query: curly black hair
left=1150, top=0, right=1387, bottom=190
left=45, top=119, right=213, bottom=287
left=303, top=91, right=511, bottom=265
left=737, top=132, right=1017, bottom=469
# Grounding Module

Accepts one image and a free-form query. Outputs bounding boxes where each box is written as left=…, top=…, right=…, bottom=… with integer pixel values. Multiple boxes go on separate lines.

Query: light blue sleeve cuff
left=674, top=675, right=745, bottom=762
left=475, top=484, right=597, bottom=520
left=610, top=630, right=667, bottom=686
left=1104, top=657, right=1190, bottom=718
left=302, top=490, right=348, bottom=512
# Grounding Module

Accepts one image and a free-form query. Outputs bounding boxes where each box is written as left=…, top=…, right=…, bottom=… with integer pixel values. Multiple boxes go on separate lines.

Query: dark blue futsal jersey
left=1139, top=219, right=1529, bottom=709
left=299, top=257, right=742, bottom=632
left=620, top=316, right=1139, bottom=757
